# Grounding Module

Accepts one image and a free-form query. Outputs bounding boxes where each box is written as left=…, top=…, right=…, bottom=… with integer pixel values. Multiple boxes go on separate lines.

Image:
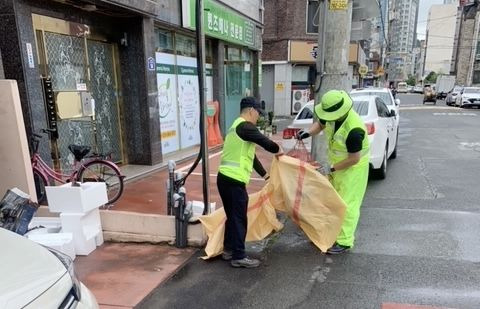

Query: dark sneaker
left=326, top=243, right=351, bottom=255
left=230, top=257, right=260, bottom=268
left=222, top=250, right=232, bottom=261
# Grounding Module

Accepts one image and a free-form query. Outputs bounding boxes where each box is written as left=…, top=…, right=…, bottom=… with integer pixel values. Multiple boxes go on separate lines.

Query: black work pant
left=217, top=173, right=249, bottom=260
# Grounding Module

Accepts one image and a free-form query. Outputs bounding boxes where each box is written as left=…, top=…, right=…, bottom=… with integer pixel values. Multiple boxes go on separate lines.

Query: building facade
left=0, top=0, right=263, bottom=168
left=424, top=4, right=457, bottom=76
left=387, top=0, right=419, bottom=82
left=261, top=0, right=369, bottom=116
left=451, top=3, right=480, bottom=86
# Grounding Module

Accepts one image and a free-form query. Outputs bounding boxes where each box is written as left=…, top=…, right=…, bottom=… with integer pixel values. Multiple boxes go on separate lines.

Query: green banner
left=156, top=63, right=175, bottom=74
left=178, top=65, right=198, bottom=75
left=182, top=0, right=256, bottom=48
left=157, top=63, right=213, bottom=76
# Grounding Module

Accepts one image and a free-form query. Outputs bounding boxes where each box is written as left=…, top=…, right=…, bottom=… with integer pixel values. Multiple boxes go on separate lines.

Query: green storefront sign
left=156, top=64, right=213, bottom=76
left=182, top=0, right=256, bottom=48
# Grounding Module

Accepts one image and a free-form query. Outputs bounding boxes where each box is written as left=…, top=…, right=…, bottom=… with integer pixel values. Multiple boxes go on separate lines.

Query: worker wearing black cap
left=217, top=97, right=283, bottom=268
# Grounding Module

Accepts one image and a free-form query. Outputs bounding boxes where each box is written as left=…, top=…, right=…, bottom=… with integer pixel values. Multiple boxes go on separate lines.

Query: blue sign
left=148, top=57, right=155, bottom=71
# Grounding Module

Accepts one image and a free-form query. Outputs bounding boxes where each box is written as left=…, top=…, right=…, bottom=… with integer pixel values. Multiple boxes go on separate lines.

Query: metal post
left=312, top=0, right=353, bottom=166
left=195, top=0, right=210, bottom=215
left=167, top=160, right=176, bottom=216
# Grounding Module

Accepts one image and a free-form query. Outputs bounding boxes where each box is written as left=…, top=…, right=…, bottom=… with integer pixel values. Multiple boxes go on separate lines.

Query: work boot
left=222, top=250, right=232, bottom=261
left=326, top=243, right=350, bottom=255
left=230, top=257, right=260, bottom=268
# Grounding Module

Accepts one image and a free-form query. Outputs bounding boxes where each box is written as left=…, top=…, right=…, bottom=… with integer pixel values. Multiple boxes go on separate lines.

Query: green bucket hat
left=314, top=90, right=353, bottom=121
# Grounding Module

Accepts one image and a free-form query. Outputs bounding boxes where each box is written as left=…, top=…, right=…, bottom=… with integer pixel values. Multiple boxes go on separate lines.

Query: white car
left=446, top=86, right=462, bottom=106
left=455, top=87, right=480, bottom=108
left=282, top=100, right=315, bottom=151
left=396, top=82, right=408, bottom=93
left=0, top=228, right=99, bottom=309
left=413, top=85, right=423, bottom=93
left=353, top=95, right=398, bottom=179
left=350, top=87, right=400, bottom=129
left=282, top=96, right=398, bottom=179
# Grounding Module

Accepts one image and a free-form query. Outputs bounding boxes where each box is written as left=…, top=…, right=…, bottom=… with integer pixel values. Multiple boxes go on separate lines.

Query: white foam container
left=45, top=182, right=108, bottom=213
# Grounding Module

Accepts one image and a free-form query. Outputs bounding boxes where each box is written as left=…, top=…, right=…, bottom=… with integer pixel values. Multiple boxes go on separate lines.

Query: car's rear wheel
left=373, top=146, right=388, bottom=180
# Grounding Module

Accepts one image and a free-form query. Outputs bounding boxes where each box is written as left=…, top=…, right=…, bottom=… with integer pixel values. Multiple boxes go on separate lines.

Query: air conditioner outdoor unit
left=291, top=89, right=310, bottom=114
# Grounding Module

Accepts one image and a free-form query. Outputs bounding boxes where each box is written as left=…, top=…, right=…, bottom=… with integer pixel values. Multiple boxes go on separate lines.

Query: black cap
left=240, top=97, right=265, bottom=116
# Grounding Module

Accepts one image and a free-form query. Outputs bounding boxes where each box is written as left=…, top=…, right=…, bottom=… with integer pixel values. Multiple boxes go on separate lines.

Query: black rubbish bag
left=0, top=188, right=39, bottom=235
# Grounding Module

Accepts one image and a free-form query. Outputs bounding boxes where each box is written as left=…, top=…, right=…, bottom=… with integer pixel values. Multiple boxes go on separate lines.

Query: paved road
left=140, top=94, right=480, bottom=309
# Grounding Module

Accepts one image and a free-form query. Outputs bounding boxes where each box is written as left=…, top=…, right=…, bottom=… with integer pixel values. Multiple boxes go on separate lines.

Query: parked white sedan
left=456, top=87, right=480, bottom=108
left=350, top=87, right=400, bottom=128
left=282, top=95, right=398, bottom=179
left=0, top=228, right=99, bottom=309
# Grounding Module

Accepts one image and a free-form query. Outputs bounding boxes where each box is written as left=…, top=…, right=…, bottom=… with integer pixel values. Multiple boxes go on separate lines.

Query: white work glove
left=317, top=165, right=332, bottom=176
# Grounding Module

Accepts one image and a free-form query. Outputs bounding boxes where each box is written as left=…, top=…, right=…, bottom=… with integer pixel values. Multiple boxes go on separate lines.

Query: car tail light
left=283, top=128, right=300, bottom=139
left=365, top=122, right=375, bottom=135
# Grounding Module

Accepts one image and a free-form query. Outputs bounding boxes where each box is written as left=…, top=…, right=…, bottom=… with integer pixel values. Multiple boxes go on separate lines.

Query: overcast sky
left=416, top=0, right=447, bottom=40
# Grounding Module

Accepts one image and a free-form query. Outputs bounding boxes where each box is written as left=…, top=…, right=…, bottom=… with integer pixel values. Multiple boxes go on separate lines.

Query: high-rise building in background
left=423, top=4, right=457, bottom=76
left=387, top=0, right=419, bottom=83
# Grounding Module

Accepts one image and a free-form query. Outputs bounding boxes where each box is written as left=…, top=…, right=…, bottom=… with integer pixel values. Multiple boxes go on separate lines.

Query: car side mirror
left=390, top=110, right=396, bottom=117
left=395, top=99, right=400, bottom=106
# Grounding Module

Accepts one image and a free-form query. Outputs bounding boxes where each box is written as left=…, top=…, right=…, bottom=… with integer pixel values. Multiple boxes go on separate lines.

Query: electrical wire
left=375, top=0, right=390, bottom=51
left=416, top=14, right=458, bottom=24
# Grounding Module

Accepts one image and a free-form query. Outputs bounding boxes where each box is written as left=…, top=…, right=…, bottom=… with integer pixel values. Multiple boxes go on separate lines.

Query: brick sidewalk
left=112, top=136, right=283, bottom=215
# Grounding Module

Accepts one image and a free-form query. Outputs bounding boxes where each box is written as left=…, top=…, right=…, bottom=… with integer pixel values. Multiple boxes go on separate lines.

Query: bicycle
left=31, top=129, right=125, bottom=206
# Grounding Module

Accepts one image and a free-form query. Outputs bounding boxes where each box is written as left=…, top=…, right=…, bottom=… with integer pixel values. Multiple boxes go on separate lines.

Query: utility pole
left=312, top=0, right=353, bottom=165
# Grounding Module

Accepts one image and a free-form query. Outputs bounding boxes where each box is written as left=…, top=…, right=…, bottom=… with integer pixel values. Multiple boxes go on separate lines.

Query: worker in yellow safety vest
left=218, top=97, right=283, bottom=268
left=297, top=90, right=370, bottom=254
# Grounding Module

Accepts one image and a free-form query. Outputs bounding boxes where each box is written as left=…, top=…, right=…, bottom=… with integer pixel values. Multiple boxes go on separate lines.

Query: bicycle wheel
left=77, top=160, right=124, bottom=205
left=33, top=168, right=48, bottom=204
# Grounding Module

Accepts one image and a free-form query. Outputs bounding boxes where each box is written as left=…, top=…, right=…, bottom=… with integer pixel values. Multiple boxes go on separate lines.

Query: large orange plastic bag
left=199, top=184, right=283, bottom=259
left=200, top=155, right=346, bottom=259
left=269, top=156, right=346, bottom=252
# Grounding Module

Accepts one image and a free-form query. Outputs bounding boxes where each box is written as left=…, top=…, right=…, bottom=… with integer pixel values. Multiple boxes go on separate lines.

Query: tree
left=425, top=71, right=437, bottom=84
left=406, top=75, right=416, bottom=86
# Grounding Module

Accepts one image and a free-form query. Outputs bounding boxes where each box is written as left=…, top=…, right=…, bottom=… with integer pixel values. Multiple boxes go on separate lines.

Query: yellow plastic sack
left=200, top=155, right=346, bottom=259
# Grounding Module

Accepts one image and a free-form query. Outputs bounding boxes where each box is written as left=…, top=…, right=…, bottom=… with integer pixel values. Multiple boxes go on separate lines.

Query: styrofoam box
left=192, top=201, right=216, bottom=215
left=28, top=233, right=76, bottom=260
left=60, top=208, right=103, bottom=256
left=28, top=217, right=62, bottom=234
left=45, top=182, right=108, bottom=213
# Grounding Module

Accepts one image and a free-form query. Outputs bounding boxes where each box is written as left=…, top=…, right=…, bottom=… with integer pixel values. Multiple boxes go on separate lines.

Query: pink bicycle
left=31, top=129, right=125, bottom=205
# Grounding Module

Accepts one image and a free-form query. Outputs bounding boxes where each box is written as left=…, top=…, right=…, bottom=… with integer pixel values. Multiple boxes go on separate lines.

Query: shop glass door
left=224, top=47, right=252, bottom=130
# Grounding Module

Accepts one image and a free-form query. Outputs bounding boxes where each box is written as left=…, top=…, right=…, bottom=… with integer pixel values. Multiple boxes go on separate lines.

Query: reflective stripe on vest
left=218, top=117, right=256, bottom=184
left=324, top=110, right=370, bottom=166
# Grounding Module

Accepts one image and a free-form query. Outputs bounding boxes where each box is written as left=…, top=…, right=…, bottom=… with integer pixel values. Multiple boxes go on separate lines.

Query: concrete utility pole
left=312, top=0, right=353, bottom=165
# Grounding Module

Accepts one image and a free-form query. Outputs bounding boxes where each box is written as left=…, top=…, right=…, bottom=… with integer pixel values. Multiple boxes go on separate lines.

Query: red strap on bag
left=287, top=140, right=320, bottom=168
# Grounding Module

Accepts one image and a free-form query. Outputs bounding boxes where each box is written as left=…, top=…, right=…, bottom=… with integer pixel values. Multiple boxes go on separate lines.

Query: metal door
left=36, top=16, right=124, bottom=171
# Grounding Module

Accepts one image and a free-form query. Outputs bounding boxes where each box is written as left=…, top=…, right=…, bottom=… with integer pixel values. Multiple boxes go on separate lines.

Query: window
left=376, top=98, right=391, bottom=117
left=352, top=100, right=370, bottom=116
left=307, top=0, right=320, bottom=34
left=297, top=106, right=314, bottom=119
left=176, top=34, right=196, bottom=57
left=206, top=39, right=213, bottom=63
left=155, top=30, right=174, bottom=53
left=351, top=91, right=394, bottom=106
